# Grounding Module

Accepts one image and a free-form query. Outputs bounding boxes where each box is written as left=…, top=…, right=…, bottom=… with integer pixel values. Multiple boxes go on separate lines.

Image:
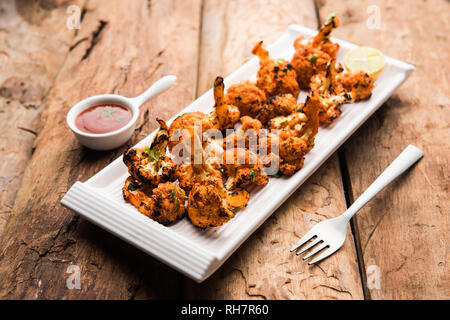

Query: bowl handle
left=129, top=75, right=176, bottom=108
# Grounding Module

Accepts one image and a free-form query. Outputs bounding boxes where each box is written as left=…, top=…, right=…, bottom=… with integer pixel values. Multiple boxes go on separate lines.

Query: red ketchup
left=75, top=104, right=132, bottom=134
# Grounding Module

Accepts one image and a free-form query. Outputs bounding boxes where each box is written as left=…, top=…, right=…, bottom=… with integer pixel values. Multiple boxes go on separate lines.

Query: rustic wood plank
left=183, top=0, right=364, bottom=299
left=317, top=0, right=450, bottom=299
left=0, top=0, right=85, bottom=235
left=0, top=0, right=202, bottom=299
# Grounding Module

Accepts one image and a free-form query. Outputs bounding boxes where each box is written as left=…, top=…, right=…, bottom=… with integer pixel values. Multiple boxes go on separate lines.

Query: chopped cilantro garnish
left=327, top=11, right=337, bottom=23
left=250, top=169, right=256, bottom=181
left=144, top=146, right=162, bottom=162
left=296, top=105, right=302, bottom=112
left=169, top=187, right=187, bottom=211
left=308, top=54, right=318, bottom=64
left=100, top=106, right=118, bottom=118
left=274, top=58, right=284, bottom=65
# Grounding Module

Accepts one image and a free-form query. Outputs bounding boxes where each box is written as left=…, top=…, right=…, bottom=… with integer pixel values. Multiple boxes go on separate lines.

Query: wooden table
left=0, top=0, right=448, bottom=300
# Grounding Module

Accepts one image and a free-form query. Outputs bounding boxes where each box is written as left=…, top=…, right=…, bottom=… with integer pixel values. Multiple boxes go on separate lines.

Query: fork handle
left=341, top=145, right=423, bottom=221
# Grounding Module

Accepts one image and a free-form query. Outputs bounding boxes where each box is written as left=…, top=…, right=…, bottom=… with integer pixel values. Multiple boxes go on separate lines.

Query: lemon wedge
left=344, top=46, right=385, bottom=80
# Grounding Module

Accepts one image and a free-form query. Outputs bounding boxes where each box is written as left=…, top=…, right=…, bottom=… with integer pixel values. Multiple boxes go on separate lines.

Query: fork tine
left=296, top=238, right=321, bottom=255
left=302, top=243, right=328, bottom=260
left=308, top=246, right=338, bottom=265
left=290, top=231, right=315, bottom=252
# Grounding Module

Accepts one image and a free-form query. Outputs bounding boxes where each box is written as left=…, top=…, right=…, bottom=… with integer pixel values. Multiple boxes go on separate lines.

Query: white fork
left=290, top=145, right=424, bottom=265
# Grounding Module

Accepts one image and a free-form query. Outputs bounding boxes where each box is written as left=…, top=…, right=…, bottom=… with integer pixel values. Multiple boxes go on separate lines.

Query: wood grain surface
left=0, top=0, right=447, bottom=300
left=0, top=0, right=84, bottom=235
left=318, top=0, right=450, bottom=299
left=0, top=0, right=203, bottom=299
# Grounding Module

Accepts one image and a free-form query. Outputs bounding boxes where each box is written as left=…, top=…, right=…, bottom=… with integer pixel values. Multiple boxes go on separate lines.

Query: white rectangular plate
left=61, top=24, right=414, bottom=282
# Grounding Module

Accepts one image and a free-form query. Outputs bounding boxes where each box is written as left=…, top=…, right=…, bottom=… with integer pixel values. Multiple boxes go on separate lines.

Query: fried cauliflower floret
left=225, top=80, right=266, bottom=118
left=310, top=59, right=345, bottom=93
left=152, top=181, right=187, bottom=224
left=291, top=45, right=331, bottom=90
left=240, top=115, right=263, bottom=132
left=310, top=59, right=373, bottom=124
left=170, top=77, right=241, bottom=158
left=174, top=162, right=222, bottom=191
left=187, top=177, right=249, bottom=229
left=210, top=76, right=241, bottom=130
left=257, top=131, right=280, bottom=167
left=310, top=59, right=350, bottom=123
left=338, top=70, right=374, bottom=101
left=252, top=41, right=300, bottom=98
left=188, top=180, right=235, bottom=229
left=220, top=116, right=262, bottom=152
left=279, top=136, right=309, bottom=175
left=268, top=111, right=308, bottom=134
left=222, top=148, right=268, bottom=188
left=259, top=94, right=299, bottom=124
left=122, top=177, right=154, bottom=216
left=311, top=11, right=340, bottom=58
left=225, top=187, right=250, bottom=208
left=168, top=111, right=214, bottom=156
left=123, top=118, right=175, bottom=185
left=277, top=93, right=321, bottom=175
left=291, top=12, right=340, bottom=89
left=122, top=177, right=186, bottom=225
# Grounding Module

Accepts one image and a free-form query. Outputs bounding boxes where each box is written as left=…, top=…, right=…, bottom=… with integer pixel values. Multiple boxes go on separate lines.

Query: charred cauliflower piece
left=187, top=178, right=249, bottom=229
left=311, top=11, right=340, bottom=58
left=291, top=11, right=340, bottom=89
left=309, top=59, right=374, bottom=124
left=259, top=94, right=299, bottom=124
left=291, top=44, right=331, bottom=90
left=310, top=59, right=350, bottom=123
left=252, top=41, right=300, bottom=98
left=174, top=162, right=222, bottom=192
left=168, top=77, right=241, bottom=160
left=122, top=177, right=186, bottom=225
left=123, top=118, right=175, bottom=185
left=278, top=93, right=321, bottom=175
left=188, top=180, right=235, bottom=229
left=168, top=111, right=214, bottom=159
left=225, top=80, right=266, bottom=118
left=338, top=70, right=374, bottom=101
left=222, top=148, right=268, bottom=189
left=210, top=76, right=241, bottom=130
left=221, top=116, right=263, bottom=152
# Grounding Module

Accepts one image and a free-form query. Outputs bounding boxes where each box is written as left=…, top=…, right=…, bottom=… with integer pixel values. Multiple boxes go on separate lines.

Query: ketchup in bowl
left=75, top=104, right=132, bottom=134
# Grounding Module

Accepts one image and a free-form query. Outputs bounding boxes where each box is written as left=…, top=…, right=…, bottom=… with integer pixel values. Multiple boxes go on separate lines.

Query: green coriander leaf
left=100, top=106, right=118, bottom=118
left=308, top=54, right=318, bottom=64
left=274, top=58, right=284, bottom=65
left=179, top=192, right=188, bottom=199
left=250, top=169, right=256, bottom=181
left=327, top=11, right=337, bottom=23
left=144, top=147, right=161, bottom=162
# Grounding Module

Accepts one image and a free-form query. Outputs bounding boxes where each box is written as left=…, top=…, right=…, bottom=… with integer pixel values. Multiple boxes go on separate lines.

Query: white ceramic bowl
left=67, top=75, right=176, bottom=151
